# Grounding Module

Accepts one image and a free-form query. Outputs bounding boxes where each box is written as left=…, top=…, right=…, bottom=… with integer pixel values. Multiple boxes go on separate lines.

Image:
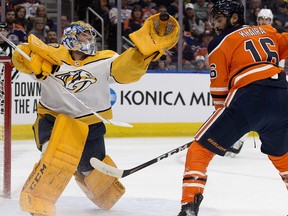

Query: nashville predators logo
left=55, top=70, right=97, bottom=93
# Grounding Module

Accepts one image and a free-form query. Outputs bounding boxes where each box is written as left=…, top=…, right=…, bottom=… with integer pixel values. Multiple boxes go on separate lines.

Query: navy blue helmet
left=209, top=0, right=245, bottom=25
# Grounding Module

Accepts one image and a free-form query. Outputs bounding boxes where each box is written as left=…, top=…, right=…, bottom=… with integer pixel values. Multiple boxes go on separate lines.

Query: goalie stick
left=0, top=32, right=132, bottom=128
left=90, top=141, right=192, bottom=178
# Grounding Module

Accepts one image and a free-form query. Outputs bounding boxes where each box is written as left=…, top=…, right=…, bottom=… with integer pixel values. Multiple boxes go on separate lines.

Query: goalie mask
left=62, top=21, right=97, bottom=55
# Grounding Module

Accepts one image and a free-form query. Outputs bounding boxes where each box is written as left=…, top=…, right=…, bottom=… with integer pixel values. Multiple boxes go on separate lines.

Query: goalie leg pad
left=20, top=114, right=89, bottom=215
left=74, top=155, right=125, bottom=210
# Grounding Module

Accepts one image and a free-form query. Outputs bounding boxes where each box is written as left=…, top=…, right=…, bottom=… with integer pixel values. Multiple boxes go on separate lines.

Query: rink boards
left=11, top=70, right=215, bottom=139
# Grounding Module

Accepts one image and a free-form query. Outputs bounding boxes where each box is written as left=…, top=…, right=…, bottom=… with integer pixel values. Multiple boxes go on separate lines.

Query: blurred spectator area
left=3, top=0, right=288, bottom=71
left=36, top=0, right=71, bottom=23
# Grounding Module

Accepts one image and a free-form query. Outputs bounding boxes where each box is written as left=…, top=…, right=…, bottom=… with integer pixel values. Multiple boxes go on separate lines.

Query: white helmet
left=257, top=9, right=273, bottom=25
left=62, top=21, right=97, bottom=55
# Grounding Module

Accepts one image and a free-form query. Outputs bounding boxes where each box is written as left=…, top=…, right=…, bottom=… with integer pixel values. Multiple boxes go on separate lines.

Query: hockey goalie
left=11, top=14, right=179, bottom=216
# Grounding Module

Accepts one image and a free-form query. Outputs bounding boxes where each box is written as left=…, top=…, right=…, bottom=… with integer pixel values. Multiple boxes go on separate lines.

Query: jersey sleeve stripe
left=210, top=87, right=229, bottom=91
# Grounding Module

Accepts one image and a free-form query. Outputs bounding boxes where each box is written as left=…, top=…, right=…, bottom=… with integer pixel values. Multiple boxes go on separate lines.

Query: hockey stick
left=0, top=32, right=132, bottom=127
left=90, top=141, right=192, bottom=178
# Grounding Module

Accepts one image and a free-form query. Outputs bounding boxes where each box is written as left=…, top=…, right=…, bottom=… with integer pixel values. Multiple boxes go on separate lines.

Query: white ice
left=0, top=137, right=287, bottom=216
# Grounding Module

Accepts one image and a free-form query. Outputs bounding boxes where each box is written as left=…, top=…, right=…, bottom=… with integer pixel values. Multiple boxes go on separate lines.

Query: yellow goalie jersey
left=34, top=44, right=151, bottom=125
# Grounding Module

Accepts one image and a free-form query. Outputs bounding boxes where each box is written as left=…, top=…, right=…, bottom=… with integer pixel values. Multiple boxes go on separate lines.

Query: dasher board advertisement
left=12, top=72, right=214, bottom=124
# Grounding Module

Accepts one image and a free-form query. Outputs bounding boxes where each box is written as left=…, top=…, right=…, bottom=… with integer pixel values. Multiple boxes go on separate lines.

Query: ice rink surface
left=0, top=137, right=287, bottom=216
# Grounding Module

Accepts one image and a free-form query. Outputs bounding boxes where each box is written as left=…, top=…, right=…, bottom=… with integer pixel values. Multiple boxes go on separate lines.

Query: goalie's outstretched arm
left=111, top=13, right=180, bottom=84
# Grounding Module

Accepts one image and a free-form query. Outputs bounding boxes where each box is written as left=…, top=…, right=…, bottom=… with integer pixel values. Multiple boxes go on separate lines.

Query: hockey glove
left=129, top=13, right=180, bottom=61
left=11, top=44, right=32, bottom=74
left=28, top=34, right=62, bottom=66
left=30, top=53, right=59, bottom=80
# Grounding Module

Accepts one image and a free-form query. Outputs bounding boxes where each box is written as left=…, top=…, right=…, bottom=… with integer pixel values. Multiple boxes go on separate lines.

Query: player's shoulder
left=95, top=50, right=118, bottom=59
left=81, top=50, right=118, bottom=65
left=83, top=50, right=117, bottom=62
left=208, top=25, right=276, bottom=54
left=208, top=25, right=243, bottom=53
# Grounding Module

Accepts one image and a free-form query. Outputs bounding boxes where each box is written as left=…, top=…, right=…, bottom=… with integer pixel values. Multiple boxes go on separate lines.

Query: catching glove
left=129, top=13, right=180, bottom=61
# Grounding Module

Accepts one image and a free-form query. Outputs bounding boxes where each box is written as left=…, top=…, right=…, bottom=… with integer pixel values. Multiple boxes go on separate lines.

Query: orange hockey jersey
left=208, top=25, right=288, bottom=109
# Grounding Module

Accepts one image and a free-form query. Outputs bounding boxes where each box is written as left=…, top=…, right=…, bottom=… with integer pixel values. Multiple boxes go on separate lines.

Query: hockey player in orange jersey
left=177, top=1, right=288, bottom=216
left=225, top=7, right=275, bottom=157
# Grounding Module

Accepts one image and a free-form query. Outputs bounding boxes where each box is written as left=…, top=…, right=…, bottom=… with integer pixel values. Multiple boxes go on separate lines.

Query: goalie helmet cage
left=0, top=56, right=12, bottom=199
